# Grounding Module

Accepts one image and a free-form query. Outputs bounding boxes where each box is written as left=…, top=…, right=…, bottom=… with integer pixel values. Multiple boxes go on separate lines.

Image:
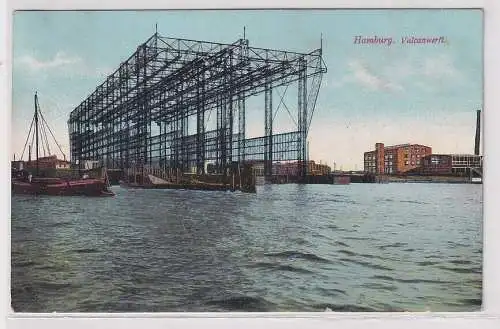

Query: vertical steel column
left=297, top=58, right=307, bottom=178
left=181, top=106, right=188, bottom=172
left=217, top=94, right=226, bottom=175
left=196, top=70, right=205, bottom=174
left=264, top=80, right=273, bottom=177
left=238, top=94, right=246, bottom=163
left=143, top=46, right=149, bottom=168
left=227, top=51, right=234, bottom=174
left=174, top=95, right=180, bottom=170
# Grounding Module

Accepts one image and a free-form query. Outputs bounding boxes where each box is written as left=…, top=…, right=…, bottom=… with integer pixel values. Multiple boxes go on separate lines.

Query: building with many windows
left=420, top=154, right=482, bottom=175
left=420, top=154, right=452, bottom=174
left=364, top=143, right=432, bottom=174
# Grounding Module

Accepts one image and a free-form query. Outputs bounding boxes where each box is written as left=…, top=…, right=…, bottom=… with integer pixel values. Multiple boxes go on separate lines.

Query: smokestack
left=474, top=109, right=481, bottom=155
left=28, top=145, right=31, bottom=162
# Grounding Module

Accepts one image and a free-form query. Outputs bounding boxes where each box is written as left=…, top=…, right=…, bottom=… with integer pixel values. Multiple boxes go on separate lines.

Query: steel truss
left=68, top=32, right=326, bottom=176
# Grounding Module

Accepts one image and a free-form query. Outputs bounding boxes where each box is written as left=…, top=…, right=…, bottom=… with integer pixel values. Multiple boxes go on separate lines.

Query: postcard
left=10, top=8, right=483, bottom=313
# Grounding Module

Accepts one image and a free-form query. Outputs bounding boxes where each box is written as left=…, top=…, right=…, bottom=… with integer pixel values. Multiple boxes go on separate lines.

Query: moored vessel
left=11, top=92, right=114, bottom=197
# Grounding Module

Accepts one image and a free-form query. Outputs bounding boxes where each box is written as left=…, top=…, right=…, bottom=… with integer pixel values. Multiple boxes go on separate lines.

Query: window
left=411, top=161, right=415, bottom=165
left=405, top=161, right=409, bottom=165
left=417, top=160, right=420, bottom=165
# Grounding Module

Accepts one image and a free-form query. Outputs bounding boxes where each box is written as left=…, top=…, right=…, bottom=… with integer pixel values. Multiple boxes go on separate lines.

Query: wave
left=416, top=261, right=441, bottom=266
left=371, top=275, right=447, bottom=284
left=13, top=260, right=37, bottom=268
left=264, top=251, right=330, bottom=263
left=335, top=241, right=349, bottom=247
left=458, top=298, right=482, bottom=306
left=337, top=249, right=357, bottom=257
left=206, top=295, right=274, bottom=311
left=35, top=281, right=75, bottom=290
left=400, top=200, right=429, bottom=205
left=449, top=259, right=473, bottom=265
left=344, top=236, right=375, bottom=241
left=447, top=241, right=470, bottom=248
left=313, top=303, right=378, bottom=312
left=339, top=258, right=393, bottom=271
left=315, top=287, right=347, bottom=296
left=73, top=248, right=99, bottom=254
left=437, top=266, right=478, bottom=274
left=379, top=242, right=407, bottom=249
left=360, top=282, right=398, bottom=292
left=250, top=261, right=315, bottom=274
left=47, top=221, right=73, bottom=228
left=377, top=198, right=395, bottom=202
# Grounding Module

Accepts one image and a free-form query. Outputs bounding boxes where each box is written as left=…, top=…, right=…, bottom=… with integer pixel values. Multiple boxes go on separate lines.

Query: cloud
left=347, top=59, right=403, bottom=92
left=17, top=52, right=82, bottom=71
left=422, top=54, right=461, bottom=80
left=15, top=51, right=113, bottom=81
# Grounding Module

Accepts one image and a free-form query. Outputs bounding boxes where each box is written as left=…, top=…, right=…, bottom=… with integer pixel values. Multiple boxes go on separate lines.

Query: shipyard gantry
left=68, top=32, right=327, bottom=178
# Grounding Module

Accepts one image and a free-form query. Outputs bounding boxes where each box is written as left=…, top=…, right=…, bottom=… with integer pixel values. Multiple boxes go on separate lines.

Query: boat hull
left=12, top=178, right=114, bottom=197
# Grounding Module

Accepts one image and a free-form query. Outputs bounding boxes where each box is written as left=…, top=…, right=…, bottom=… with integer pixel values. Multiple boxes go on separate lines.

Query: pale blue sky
left=12, top=9, right=483, bottom=169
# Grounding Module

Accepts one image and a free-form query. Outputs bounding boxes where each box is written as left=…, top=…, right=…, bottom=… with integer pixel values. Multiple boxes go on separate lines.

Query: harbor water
left=11, top=183, right=482, bottom=312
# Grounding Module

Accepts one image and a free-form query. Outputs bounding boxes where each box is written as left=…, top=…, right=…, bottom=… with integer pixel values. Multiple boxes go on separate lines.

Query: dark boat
left=11, top=92, right=114, bottom=197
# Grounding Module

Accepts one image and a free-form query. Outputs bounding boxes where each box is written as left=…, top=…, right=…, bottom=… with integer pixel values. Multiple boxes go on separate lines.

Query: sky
left=11, top=9, right=483, bottom=170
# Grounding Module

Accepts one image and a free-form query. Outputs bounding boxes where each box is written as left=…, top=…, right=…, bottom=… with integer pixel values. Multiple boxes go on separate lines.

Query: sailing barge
left=11, top=92, right=114, bottom=197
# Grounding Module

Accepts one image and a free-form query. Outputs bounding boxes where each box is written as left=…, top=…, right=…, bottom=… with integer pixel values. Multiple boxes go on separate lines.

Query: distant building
left=421, top=154, right=482, bottom=175
left=364, top=143, right=432, bottom=174
left=272, top=161, right=331, bottom=176
left=420, top=154, right=452, bottom=175
left=450, top=154, right=482, bottom=175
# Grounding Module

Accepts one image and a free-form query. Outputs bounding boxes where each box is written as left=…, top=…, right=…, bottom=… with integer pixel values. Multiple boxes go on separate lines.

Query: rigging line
left=37, top=106, right=50, bottom=155
left=39, top=123, right=47, bottom=157
left=38, top=109, right=67, bottom=159
left=41, top=117, right=51, bottom=155
left=20, top=116, right=35, bottom=160
left=37, top=108, right=51, bottom=156
left=29, top=122, right=36, bottom=159
left=40, top=115, right=50, bottom=156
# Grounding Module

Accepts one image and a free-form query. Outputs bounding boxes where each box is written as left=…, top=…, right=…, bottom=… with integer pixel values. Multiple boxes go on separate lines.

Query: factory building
left=364, top=143, right=432, bottom=174
left=420, top=154, right=482, bottom=175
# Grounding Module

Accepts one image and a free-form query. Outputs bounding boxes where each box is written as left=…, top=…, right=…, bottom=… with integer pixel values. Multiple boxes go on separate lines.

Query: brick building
left=420, top=154, right=482, bottom=175
left=364, top=143, right=432, bottom=174
left=420, top=154, right=452, bottom=174
left=272, top=161, right=331, bottom=176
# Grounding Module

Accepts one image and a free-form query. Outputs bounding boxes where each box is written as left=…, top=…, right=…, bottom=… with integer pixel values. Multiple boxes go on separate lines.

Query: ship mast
left=35, top=92, right=39, bottom=175
left=19, top=92, right=67, bottom=170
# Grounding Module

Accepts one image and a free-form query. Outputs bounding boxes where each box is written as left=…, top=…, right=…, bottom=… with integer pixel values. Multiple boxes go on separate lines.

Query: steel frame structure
left=68, top=32, right=326, bottom=177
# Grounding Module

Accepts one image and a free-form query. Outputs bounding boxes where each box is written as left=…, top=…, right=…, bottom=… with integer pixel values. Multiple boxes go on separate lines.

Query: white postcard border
left=2, top=0, right=499, bottom=328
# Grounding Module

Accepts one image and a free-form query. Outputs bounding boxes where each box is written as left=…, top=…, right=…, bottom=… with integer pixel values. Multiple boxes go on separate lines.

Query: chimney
left=375, top=143, right=385, bottom=174
left=474, top=109, right=481, bottom=155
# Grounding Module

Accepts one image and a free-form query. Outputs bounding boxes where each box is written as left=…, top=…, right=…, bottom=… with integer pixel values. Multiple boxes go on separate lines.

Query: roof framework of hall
left=68, top=32, right=327, bottom=128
